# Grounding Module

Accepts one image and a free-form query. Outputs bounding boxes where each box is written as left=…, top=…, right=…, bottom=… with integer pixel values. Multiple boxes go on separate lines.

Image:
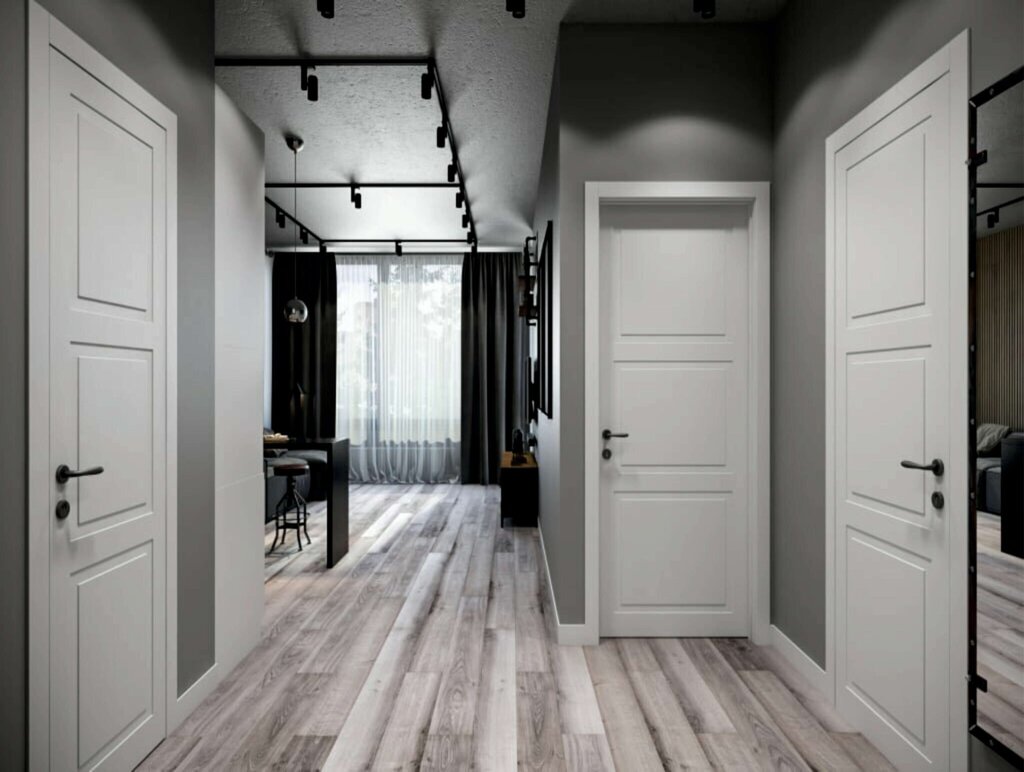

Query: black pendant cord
left=293, top=148, right=299, bottom=300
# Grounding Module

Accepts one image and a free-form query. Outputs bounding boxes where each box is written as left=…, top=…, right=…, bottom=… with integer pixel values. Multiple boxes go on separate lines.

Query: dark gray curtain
left=461, top=252, right=527, bottom=484
left=271, top=253, right=337, bottom=439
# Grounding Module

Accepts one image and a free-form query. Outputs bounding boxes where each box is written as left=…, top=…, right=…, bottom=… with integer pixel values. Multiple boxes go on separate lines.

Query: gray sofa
left=976, top=430, right=1022, bottom=516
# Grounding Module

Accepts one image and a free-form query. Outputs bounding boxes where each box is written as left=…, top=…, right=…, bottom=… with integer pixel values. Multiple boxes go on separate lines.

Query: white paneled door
left=37, top=13, right=176, bottom=770
left=599, top=204, right=754, bottom=637
left=828, top=34, right=968, bottom=772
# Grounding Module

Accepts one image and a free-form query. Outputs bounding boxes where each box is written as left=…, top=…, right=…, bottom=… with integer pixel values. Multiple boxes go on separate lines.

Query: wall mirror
left=968, top=64, right=1024, bottom=768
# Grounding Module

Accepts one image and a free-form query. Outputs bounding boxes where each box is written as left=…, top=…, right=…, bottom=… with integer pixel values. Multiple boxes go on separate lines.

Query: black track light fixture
left=436, top=126, right=447, bottom=149
left=316, top=0, right=334, bottom=19
left=693, top=0, right=716, bottom=19
left=462, top=213, right=470, bottom=229
left=301, top=65, right=319, bottom=102
left=988, top=210, right=1000, bottom=229
left=319, top=242, right=328, bottom=254
left=275, top=208, right=286, bottom=228
left=421, top=70, right=434, bottom=100
left=471, top=238, right=479, bottom=255
left=447, top=162, right=457, bottom=183
left=456, top=191, right=464, bottom=208
left=351, top=185, right=362, bottom=209
left=300, top=227, right=309, bottom=245
left=506, top=0, right=525, bottom=19
left=395, top=240, right=403, bottom=257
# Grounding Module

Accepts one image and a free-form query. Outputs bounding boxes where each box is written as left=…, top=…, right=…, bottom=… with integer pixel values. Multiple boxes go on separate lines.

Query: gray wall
left=533, top=44, right=562, bottom=607
left=0, top=0, right=215, bottom=757
left=771, top=0, right=1024, bottom=669
left=0, top=0, right=28, bottom=766
left=540, top=24, right=775, bottom=622
left=214, top=85, right=265, bottom=677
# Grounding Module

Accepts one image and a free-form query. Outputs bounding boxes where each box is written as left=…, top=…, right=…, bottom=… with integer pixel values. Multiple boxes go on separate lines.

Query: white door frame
left=824, top=30, right=969, bottom=771
left=583, top=181, right=771, bottom=646
left=27, top=4, right=179, bottom=766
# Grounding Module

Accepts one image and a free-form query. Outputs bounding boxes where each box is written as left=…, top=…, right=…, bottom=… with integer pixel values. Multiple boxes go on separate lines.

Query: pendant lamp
left=284, top=135, right=309, bottom=324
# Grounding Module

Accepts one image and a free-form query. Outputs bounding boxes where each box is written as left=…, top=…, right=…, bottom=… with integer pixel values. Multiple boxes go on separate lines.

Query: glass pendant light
left=284, top=135, right=309, bottom=324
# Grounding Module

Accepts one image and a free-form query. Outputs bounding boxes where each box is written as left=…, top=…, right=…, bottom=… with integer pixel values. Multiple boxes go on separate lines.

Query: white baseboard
left=537, top=525, right=599, bottom=646
left=168, top=661, right=219, bottom=732
left=770, top=624, right=834, bottom=703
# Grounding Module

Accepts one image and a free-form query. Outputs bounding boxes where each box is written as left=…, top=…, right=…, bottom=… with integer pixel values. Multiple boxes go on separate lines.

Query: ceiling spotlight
left=421, top=71, right=434, bottom=100
left=456, top=191, right=464, bottom=208
left=463, top=213, right=470, bottom=228
left=471, top=238, right=479, bottom=255
left=988, top=210, right=999, bottom=229
left=300, top=227, right=309, bottom=245
left=447, top=162, right=457, bottom=183
left=316, top=0, right=334, bottom=19
left=395, top=240, right=403, bottom=257
left=436, top=126, right=447, bottom=149
left=319, top=242, right=327, bottom=254
left=275, top=208, right=286, bottom=228
left=301, top=65, right=319, bottom=102
left=693, top=0, right=716, bottom=19
left=351, top=185, right=362, bottom=209
left=507, top=0, right=525, bottom=19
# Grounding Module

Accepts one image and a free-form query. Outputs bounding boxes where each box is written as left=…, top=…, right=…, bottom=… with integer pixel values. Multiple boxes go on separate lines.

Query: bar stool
left=269, top=459, right=311, bottom=553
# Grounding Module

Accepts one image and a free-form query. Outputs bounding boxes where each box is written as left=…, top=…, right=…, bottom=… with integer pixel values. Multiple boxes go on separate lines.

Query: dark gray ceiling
left=977, top=79, right=1023, bottom=235
left=215, top=0, right=786, bottom=249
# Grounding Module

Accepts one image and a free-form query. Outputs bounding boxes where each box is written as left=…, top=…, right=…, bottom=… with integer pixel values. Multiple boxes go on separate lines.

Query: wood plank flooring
left=140, top=485, right=892, bottom=771
left=976, top=511, right=1024, bottom=758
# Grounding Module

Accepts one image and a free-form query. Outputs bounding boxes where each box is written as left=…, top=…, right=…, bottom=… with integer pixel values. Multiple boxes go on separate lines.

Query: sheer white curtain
left=335, top=255, right=462, bottom=483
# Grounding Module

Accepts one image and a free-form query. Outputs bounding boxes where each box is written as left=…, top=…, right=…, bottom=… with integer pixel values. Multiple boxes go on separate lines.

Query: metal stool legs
left=270, top=474, right=310, bottom=553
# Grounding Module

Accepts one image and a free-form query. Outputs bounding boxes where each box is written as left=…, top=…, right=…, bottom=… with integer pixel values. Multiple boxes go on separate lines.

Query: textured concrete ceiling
left=215, top=0, right=785, bottom=249
left=976, top=79, right=1023, bottom=235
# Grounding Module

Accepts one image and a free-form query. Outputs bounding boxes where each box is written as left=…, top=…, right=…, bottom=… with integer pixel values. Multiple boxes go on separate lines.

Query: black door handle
left=602, top=430, right=629, bottom=440
left=55, top=464, right=105, bottom=485
left=900, top=458, right=944, bottom=477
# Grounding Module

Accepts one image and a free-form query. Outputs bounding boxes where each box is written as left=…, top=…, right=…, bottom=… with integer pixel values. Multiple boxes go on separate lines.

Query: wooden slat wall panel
left=977, top=225, right=1024, bottom=429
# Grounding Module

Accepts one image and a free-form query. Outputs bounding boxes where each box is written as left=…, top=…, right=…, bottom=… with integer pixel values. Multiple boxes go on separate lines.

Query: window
left=336, top=255, right=462, bottom=483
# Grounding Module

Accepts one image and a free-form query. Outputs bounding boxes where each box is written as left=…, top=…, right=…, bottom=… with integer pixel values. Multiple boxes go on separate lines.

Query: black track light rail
left=266, top=182, right=461, bottom=189
left=214, top=56, right=433, bottom=67
left=323, top=238, right=471, bottom=244
left=976, top=194, right=1024, bottom=218
left=427, top=59, right=477, bottom=245
left=217, top=55, right=478, bottom=246
left=265, top=196, right=324, bottom=244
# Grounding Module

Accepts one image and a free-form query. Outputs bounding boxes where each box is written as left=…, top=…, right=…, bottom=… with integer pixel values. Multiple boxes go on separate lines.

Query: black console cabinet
left=499, top=451, right=538, bottom=528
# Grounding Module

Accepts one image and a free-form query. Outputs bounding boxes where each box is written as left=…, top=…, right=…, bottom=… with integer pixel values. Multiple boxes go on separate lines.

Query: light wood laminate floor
left=976, top=511, right=1024, bottom=759
left=140, top=485, right=893, bottom=771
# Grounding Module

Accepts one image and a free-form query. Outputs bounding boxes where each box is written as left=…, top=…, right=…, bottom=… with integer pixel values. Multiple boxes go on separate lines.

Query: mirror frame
left=967, top=64, right=1024, bottom=768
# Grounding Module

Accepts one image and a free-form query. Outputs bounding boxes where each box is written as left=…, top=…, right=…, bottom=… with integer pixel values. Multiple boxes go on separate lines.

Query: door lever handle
left=900, top=458, right=944, bottom=477
left=602, top=430, right=629, bottom=441
left=55, top=464, right=105, bottom=485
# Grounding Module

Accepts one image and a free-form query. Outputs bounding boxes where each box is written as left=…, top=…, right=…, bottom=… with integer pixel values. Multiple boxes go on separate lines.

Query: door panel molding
left=825, top=29, right=969, bottom=772
left=583, top=181, right=772, bottom=646
left=28, top=3, right=178, bottom=767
